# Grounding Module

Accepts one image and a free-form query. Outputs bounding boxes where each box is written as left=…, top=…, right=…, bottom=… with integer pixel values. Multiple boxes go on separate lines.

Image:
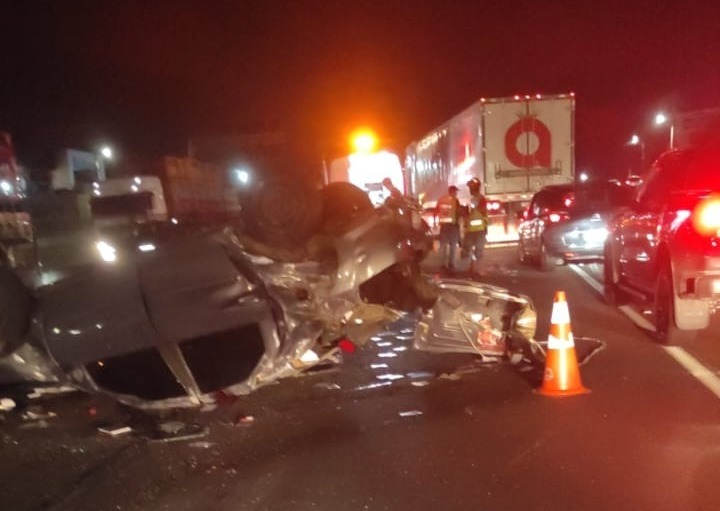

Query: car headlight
left=95, top=240, right=117, bottom=263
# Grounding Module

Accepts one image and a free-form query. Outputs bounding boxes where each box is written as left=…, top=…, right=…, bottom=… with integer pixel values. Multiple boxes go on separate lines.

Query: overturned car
left=0, top=180, right=536, bottom=409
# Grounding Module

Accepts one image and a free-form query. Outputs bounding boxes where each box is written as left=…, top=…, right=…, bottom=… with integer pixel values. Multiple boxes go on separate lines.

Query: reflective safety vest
left=466, top=196, right=488, bottom=232
left=436, top=195, right=459, bottom=224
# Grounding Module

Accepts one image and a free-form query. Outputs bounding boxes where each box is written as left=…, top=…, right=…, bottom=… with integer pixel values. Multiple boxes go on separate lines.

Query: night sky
left=2, top=0, right=720, bottom=178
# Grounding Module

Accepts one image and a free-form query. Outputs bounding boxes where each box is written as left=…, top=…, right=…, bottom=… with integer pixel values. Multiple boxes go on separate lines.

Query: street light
left=100, top=145, right=113, bottom=160
left=654, top=112, right=674, bottom=150
left=627, top=133, right=645, bottom=172
left=579, top=172, right=589, bottom=183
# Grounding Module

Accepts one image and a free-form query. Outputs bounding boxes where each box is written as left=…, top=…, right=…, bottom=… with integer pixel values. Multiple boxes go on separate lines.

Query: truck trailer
left=405, top=93, right=575, bottom=242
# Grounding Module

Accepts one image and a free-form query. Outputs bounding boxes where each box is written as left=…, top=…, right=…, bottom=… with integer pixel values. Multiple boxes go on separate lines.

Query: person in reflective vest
left=435, top=185, right=462, bottom=271
left=464, top=178, right=488, bottom=274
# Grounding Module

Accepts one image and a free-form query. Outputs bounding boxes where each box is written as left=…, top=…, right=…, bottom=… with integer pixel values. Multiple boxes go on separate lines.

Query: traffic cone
left=535, top=290, right=590, bottom=397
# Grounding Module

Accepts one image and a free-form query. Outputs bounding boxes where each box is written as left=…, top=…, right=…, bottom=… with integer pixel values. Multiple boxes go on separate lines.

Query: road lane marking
left=663, top=347, right=720, bottom=399
left=569, top=264, right=720, bottom=401
left=568, top=264, right=603, bottom=294
left=617, top=305, right=656, bottom=331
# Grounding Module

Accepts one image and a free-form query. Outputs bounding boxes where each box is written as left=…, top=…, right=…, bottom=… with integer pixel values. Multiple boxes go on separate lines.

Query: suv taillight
left=692, top=195, right=720, bottom=236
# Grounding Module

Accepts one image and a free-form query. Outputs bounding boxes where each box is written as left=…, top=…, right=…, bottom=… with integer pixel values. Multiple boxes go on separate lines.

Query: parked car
left=518, top=181, right=633, bottom=270
left=604, top=147, right=720, bottom=344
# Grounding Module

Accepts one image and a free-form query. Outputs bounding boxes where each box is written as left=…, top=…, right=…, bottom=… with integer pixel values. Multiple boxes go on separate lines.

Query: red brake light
left=549, top=213, right=562, bottom=223
left=692, top=196, right=720, bottom=235
left=563, top=193, right=575, bottom=209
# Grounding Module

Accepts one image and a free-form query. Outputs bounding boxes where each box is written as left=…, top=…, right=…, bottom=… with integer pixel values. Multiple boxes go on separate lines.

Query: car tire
left=242, top=174, right=324, bottom=249
left=518, top=239, right=528, bottom=264
left=537, top=241, right=554, bottom=272
left=603, top=243, right=625, bottom=306
left=320, top=182, right=373, bottom=236
left=653, top=265, right=699, bottom=345
left=0, top=266, right=34, bottom=356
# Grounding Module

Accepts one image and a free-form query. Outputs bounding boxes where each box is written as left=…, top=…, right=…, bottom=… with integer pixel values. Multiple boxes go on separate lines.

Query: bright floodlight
left=655, top=113, right=668, bottom=126
left=350, top=129, right=378, bottom=154
left=234, top=168, right=250, bottom=185
left=579, top=172, right=589, bottom=182
left=629, top=134, right=640, bottom=145
left=100, top=146, right=113, bottom=159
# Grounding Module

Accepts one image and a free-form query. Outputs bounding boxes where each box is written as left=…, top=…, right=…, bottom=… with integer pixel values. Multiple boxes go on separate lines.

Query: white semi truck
left=405, top=93, right=575, bottom=241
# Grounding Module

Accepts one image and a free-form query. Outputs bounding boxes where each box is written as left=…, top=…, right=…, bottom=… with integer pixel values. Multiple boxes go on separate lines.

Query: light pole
left=654, top=112, right=674, bottom=150
left=97, top=144, right=113, bottom=181
left=627, top=133, right=645, bottom=174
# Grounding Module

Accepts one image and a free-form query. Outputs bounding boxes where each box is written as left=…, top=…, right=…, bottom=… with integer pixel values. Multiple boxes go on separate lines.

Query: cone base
left=534, top=385, right=591, bottom=397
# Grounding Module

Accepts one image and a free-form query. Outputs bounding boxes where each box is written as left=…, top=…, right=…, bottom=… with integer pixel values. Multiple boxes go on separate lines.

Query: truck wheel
left=653, top=266, right=699, bottom=345
left=0, top=266, right=34, bottom=356
left=242, top=175, right=324, bottom=249
left=603, top=243, right=625, bottom=306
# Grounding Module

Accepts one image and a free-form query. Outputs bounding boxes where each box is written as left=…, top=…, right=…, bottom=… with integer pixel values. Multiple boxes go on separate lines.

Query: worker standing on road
left=464, top=178, right=489, bottom=275
left=435, top=185, right=462, bottom=271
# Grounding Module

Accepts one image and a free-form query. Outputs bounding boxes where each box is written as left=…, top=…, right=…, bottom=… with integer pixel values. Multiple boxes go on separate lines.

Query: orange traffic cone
left=535, top=291, right=590, bottom=397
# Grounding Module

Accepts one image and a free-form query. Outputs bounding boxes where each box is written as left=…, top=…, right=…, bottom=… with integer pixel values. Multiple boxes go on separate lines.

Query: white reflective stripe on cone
left=548, top=332, right=574, bottom=350
left=550, top=301, right=571, bottom=325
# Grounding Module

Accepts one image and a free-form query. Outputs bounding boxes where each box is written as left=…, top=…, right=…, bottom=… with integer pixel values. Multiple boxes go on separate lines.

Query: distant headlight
left=95, top=240, right=117, bottom=263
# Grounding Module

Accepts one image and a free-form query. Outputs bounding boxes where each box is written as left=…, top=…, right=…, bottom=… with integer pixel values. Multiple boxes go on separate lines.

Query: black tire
left=603, top=243, right=624, bottom=306
left=537, top=241, right=554, bottom=272
left=241, top=174, right=324, bottom=249
left=320, top=182, right=373, bottom=236
left=0, top=266, right=34, bottom=356
left=653, top=265, right=698, bottom=345
left=518, top=239, right=529, bottom=264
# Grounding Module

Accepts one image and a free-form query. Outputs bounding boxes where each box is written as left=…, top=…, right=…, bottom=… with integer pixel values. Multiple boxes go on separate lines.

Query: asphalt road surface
left=3, top=245, right=720, bottom=511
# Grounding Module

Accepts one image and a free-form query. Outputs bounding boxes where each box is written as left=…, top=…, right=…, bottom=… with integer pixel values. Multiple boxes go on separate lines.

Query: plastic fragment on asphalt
left=234, top=414, right=255, bottom=426
left=0, top=398, right=16, bottom=411
left=411, top=381, right=430, bottom=387
left=398, top=410, right=423, bottom=417
left=189, top=441, right=216, bottom=449
left=22, top=406, right=57, bottom=421
left=338, top=339, right=356, bottom=353
left=376, top=373, right=404, bottom=381
left=147, top=422, right=209, bottom=443
left=314, top=382, right=342, bottom=390
left=406, top=371, right=434, bottom=379
left=438, top=373, right=461, bottom=381
left=353, top=381, right=392, bottom=392
left=27, top=385, right=77, bottom=399
left=98, top=424, right=133, bottom=436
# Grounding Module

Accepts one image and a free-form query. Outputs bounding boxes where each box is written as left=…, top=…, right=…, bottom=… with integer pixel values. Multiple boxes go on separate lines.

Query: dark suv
left=604, top=148, right=720, bottom=343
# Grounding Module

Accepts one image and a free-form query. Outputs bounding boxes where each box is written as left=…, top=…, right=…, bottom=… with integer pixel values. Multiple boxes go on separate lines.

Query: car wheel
left=603, top=243, right=625, bottom=306
left=518, top=239, right=528, bottom=264
left=538, top=241, right=554, bottom=272
left=242, top=174, right=324, bottom=249
left=653, top=265, right=698, bottom=345
left=0, top=266, right=34, bottom=356
left=320, top=182, right=373, bottom=236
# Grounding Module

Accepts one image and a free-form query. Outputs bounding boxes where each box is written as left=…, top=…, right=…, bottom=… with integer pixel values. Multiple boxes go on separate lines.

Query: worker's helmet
left=467, top=177, right=481, bottom=189
left=448, top=185, right=459, bottom=193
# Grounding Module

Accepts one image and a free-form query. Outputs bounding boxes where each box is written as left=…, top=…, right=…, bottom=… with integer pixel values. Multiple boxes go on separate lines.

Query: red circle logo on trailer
left=504, top=116, right=552, bottom=168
